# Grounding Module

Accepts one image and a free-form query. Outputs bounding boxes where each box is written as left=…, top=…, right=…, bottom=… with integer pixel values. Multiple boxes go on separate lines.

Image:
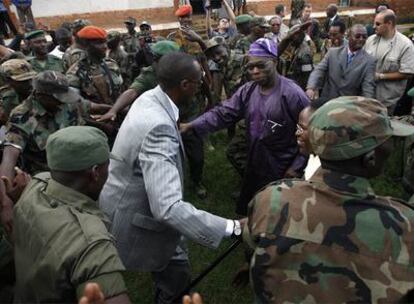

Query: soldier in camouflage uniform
left=66, top=26, right=123, bottom=105
left=107, top=31, right=128, bottom=89
left=168, top=4, right=213, bottom=198
left=228, top=14, right=252, bottom=50
left=122, top=17, right=140, bottom=79
left=0, top=71, right=93, bottom=178
left=25, top=30, right=65, bottom=73
left=278, top=23, right=315, bottom=90
left=95, top=40, right=180, bottom=122
left=244, top=96, right=414, bottom=303
left=62, top=19, right=90, bottom=70
left=0, top=59, right=36, bottom=123
left=234, top=17, right=269, bottom=55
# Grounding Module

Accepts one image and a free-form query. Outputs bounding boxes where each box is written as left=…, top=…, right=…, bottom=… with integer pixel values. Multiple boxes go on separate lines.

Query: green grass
left=123, top=133, right=410, bottom=303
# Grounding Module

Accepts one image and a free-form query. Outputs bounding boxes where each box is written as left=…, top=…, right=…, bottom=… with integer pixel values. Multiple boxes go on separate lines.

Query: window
left=339, top=0, right=351, bottom=6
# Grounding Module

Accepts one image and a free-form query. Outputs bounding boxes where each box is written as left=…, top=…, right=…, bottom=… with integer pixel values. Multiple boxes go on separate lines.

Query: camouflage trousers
left=226, top=120, right=248, bottom=177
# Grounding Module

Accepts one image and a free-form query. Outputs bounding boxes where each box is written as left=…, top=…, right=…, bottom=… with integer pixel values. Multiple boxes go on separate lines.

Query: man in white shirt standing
left=364, top=9, right=414, bottom=114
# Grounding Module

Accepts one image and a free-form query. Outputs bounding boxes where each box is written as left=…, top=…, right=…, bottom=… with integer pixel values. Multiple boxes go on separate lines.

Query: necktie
left=347, top=52, right=355, bottom=66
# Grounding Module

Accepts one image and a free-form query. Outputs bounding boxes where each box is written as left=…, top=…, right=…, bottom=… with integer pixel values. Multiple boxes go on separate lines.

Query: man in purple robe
left=181, top=38, right=310, bottom=215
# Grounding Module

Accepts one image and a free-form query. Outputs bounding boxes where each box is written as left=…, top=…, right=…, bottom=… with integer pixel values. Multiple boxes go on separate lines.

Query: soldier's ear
left=362, top=150, right=376, bottom=168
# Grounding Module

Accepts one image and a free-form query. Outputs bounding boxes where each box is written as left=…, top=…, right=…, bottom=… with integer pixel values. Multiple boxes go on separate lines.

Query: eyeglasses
left=354, top=34, right=368, bottom=39
left=375, top=22, right=383, bottom=26
left=246, top=61, right=272, bottom=71
left=271, top=23, right=281, bottom=26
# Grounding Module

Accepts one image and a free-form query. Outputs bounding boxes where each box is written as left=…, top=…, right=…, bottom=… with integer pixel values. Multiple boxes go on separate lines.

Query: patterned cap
left=124, top=17, right=137, bottom=25
left=71, top=19, right=92, bottom=33
left=205, top=36, right=225, bottom=52
left=46, top=126, right=122, bottom=172
left=0, top=59, right=37, bottom=81
left=250, top=17, right=270, bottom=28
left=235, top=14, right=253, bottom=25
left=151, top=41, right=180, bottom=56
left=107, top=30, right=121, bottom=42
left=33, top=71, right=82, bottom=104
left=249, top=38, right=277, bottom=58
left=309, top=96, right=414, bottom=160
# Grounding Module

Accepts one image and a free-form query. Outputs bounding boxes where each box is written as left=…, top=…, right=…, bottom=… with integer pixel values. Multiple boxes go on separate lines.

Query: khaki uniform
left=66, top=57, right=123, bottom=104
left=27, top=54, right=65, bottom=73
left=13, top=173, right=126, bottom=303
left=129, top=65, right=157, bottom=93
left=5, top=95, right=90, bottom=173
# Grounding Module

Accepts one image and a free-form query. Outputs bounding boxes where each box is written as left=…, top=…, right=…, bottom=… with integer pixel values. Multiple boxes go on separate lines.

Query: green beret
left=46, top=126, right=122, bottom=172
left=24, top=30, right=45, bottom=40
left=151, top=41, right=180, bottom=56
left=235, top=14, right=253, bottom=25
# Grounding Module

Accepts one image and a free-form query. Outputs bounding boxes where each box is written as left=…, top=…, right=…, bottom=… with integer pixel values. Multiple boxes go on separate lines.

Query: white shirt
left=49, top=45, right=65, bottom=59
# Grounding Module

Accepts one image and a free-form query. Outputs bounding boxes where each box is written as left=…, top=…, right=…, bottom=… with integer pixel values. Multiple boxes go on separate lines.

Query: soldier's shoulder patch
left=8, top=102, right=31, bottom=124
left=104, top=59, right=121, bottom=72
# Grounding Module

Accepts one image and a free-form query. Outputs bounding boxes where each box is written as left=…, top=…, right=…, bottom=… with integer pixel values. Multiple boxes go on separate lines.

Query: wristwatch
left=232, top=220, right=242, bottom=238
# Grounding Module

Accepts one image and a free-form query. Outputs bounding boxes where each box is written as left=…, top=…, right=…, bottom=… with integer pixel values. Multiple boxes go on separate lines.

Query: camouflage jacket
left=0, top=85, right=22, bottom=118
left=107, top=48, right=128, bottom=77
left=234, top=35, right=254, bottom=55
left=245, top=167, right=414, bottom=303
left=5, top=95, right=90, bottom=173
left=66, top=57, right=123, bottom=104
left=62, top=45, right=87, bottom=71
left=122, top=31, right=140, bottom=55
left=167, top=29, right=204, bottom=57
left=27, top=55, right=65, bottom=73
left=223, top=50, right=248, bottom=97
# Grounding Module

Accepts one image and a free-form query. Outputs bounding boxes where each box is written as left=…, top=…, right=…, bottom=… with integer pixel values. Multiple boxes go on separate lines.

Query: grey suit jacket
left=307, top=45, right=376, bottom=100
left=99, top=85, right=228, bottom=272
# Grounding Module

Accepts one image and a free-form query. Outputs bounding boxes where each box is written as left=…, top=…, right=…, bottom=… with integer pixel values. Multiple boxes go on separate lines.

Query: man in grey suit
left=306, top=24, right=376, bottom=101
left=99, top=52, right=243, bottom=304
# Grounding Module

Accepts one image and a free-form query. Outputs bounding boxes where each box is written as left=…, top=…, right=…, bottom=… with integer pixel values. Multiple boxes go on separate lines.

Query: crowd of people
left=1, top=0, right=414, bottom=303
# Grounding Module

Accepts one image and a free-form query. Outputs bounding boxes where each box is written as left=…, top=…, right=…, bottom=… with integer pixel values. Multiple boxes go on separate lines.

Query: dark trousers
left=0, top=11, right=17, bottom=38
left=181, top=130, right=204, bottom=185
left=151, top=259, right=191, bottom=304
left=16, top=6, right=35, bottom=28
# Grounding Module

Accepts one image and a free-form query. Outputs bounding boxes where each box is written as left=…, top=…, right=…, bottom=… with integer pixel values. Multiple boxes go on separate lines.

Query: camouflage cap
left=71, top=19, right=92, bottom=33
left=24, top=30, right=45, bottom=40
left=107, top=30, right=122, bottom=42
left=0, top=59, right=37, bottom=81
left=204, top=36, right=225, bottom=52
left=46, top=126, right=122, bottom=172
left=124, top=17, right=137, bottom=25
left=250, top=17, right=270, bottom=28
left=235, top=14, right=253, bottom=25
left=33, top=71, right=82, bottom=104
left=151, top=40, right=180, bottom=56
left=309, top=96, right=414, bottom=161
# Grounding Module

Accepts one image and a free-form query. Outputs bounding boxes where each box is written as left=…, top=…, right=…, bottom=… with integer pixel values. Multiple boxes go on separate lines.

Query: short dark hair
left=327, top=3, right=338, bottom=14
left=275, top=4, right=285, bottom=15
left=55, top=27, right=72, bottom=40
left=304, top=3, right=312, bottom=9
left=156, top=52, right=199, bottom=90
left=330, top=20, right=346, bottom=34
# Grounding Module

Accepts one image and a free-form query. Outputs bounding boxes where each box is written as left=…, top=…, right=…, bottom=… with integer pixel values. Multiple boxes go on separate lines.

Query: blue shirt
left=0, top=0, right=7, bottom=12
left=12, top=0, right=31, bottom=6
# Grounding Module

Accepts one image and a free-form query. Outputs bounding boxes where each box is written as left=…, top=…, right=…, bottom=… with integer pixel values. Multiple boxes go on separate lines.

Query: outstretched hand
left=78, top=283, right=105, bottom=304
left=1, top=167, right=31, bottom=203
left=182, top=293, right=203, bottom=304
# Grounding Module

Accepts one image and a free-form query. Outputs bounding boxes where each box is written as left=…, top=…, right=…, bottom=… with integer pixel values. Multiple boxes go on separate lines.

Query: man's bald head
left=374, top=9, right=396, bottom=37
left=378, top=9, right=396, bottom=26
